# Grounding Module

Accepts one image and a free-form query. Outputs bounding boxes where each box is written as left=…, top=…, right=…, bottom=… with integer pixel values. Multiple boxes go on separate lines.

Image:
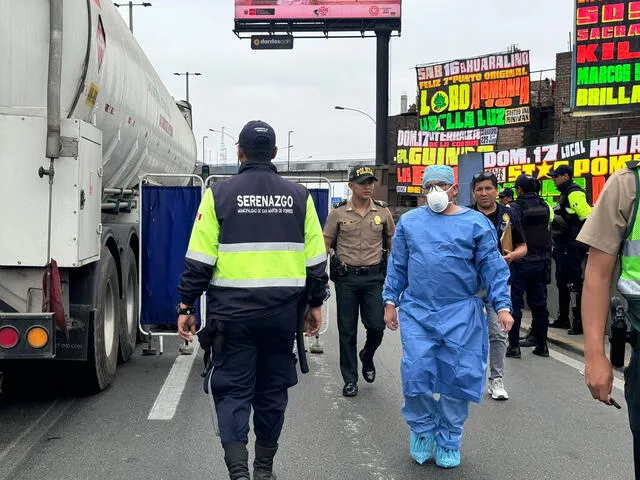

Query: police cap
left=548, top=165, right=572, bottom=178
left=349, top=165, right=378, bottom=184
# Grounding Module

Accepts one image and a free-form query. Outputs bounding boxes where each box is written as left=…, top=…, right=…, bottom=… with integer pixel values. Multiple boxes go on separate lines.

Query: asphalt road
left=0, top=297, right=635, bottom=480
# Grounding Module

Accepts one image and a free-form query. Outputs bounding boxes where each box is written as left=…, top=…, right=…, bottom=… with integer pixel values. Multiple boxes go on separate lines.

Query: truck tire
left=118, top=246, right=138, bottom=363
left=86, top=245, right=120, bottom=391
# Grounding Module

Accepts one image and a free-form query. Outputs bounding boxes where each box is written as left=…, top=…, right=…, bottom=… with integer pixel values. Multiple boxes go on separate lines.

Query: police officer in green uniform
left=549, top=165, right=592, bottom=335
left=580, top=162, right=640, bottom=477
left=323, top=166, right=395, bottom=397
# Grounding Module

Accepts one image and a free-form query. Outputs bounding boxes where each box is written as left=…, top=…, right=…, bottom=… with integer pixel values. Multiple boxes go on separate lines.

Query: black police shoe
left=343, top=382, right=358, bottom=397
left=567, top=326, right=583, bottom=335
left=519, top=336, right=537, bottom=348
left=506, top=345, right=521, bottom=358
left=533, top=341, right=549, bottom=357
left=359, top=349, right=376, bottom=383
left=549, top=318, right=570, bottom=329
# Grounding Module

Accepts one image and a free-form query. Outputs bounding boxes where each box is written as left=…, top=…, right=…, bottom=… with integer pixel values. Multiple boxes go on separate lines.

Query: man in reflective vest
left=580, top=162, right=640, bottom=478
left=176, top=120, right=328, bottom=480
left=549, top=165, right=592, bottom=335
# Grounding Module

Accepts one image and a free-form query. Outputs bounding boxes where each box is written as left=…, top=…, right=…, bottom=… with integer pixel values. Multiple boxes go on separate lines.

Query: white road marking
left=148, top=338, right=200, bottom=421
left=0, top=399, right=75, bottom=480
left=549, top=347, right=625, bottom=392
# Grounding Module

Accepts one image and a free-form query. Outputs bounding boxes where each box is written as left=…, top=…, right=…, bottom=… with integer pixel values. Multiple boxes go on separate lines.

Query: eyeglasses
left=423, top=182, right=451, bottom=193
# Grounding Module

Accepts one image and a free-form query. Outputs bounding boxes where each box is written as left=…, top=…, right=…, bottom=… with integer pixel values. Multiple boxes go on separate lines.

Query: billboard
left=481, top=134, right=640, bottom=205
left=393, top=129, right=497, bottom=194
left=234, top=0, right=401, bottom=20
left=416, top=51, right=531, bottom=132
left=573, top=0, right=640, bottom=114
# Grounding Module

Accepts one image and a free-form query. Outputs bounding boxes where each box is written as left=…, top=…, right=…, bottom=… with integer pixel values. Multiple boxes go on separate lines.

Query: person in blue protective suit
left=382, top=165, right=514, bottom=469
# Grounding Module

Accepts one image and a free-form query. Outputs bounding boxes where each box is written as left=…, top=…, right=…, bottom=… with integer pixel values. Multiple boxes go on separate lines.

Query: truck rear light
left=26, top=326, right=49, bottom=349
left=0, top=326, right=19, bottom=349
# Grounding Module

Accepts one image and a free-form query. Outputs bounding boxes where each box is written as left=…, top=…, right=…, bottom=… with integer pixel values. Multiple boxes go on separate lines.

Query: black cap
left=498, top=187, right=514, bottom=198
left=514, top=174, right=538, bottom=193
left=237, top=120, right=276, bottom=157
left=348, top=165, right=378, bottom=183
left=548, top=164, right=572, bottom=178
left=514, top=175, right=532, bottom=190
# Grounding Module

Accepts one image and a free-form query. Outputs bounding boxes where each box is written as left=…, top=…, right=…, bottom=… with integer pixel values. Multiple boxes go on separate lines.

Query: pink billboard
left=235, top=0, right=401, bottom=20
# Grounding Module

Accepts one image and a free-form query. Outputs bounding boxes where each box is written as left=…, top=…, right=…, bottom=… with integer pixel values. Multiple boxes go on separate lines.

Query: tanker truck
left=0, top=0, right=197, bottom=391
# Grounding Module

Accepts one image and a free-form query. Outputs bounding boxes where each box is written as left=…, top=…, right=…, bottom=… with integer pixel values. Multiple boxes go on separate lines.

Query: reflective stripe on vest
left=618, top=169, right=640, bottom=297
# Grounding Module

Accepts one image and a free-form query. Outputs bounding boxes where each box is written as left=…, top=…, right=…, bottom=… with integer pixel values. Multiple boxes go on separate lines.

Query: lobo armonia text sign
left=416, top=51, right=531, bottom=132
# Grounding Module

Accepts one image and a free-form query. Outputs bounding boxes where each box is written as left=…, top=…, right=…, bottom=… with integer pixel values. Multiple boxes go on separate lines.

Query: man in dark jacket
left=176, top=120, right=328, bottom=480
left=508, top=174, right=553, bottom=357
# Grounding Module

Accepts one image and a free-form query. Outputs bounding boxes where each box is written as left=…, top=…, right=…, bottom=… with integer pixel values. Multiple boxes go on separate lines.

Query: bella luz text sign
left=394, top=128, right=497, bottom=194
left=574, top=0, right=640, bottom=113
left=416, top=51, right=531, bottom=132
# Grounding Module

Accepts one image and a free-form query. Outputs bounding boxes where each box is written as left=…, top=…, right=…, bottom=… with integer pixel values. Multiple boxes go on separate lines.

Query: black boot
left=254, top=442, right=278, bottom=480
left=359, top=349, right=376, bottom=383
left=520, top=327, right=535, bottom=342
left=533, top=339, right=549, bottom=357
left=549, top=317, right=570, bottom=329
left=223, top=442, right=250, bottom=480
left=519, top=336, right=537, bottom=347
left=568, top=306, right=583, bottom=335
left=506, top=343, right=521, bottom=358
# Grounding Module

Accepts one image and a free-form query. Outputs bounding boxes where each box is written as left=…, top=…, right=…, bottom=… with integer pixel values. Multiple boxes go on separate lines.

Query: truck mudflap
left=0, top=313, right=56, bottom=359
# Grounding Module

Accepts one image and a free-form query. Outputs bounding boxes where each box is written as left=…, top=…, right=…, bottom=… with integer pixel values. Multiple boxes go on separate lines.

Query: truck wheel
left=86, top=245, right=120, bottom=391
left=118, top=246, right=138, bottom=363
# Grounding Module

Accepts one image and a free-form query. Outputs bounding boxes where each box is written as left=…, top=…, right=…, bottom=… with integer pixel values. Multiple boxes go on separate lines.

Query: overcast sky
left=117, top=0, right=575, bottom=165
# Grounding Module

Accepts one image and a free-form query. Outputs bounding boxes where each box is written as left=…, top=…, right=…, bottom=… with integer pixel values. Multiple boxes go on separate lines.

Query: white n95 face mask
left=426, top=186, right=451, bottom=213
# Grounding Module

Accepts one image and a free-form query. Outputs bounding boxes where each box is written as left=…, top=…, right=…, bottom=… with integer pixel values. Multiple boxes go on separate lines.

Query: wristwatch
left=176, top=304, right=195, bottom=316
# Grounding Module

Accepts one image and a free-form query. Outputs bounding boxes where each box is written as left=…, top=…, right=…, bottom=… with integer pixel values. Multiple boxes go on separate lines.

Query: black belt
left=345, top=264, right=382, bottom=276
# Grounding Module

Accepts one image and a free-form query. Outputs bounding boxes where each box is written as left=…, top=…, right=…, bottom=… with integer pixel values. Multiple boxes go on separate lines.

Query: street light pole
left=287, top=130, right=294, bottom=172
left=209, top=128, right=236, bottom=144
left=334, top=105, right=376, bottom=124
left=113, top=2, right=152, bottom=33
left=202, top=135, right=208, bottom=164
left=173, top=72, right=202, bottom=103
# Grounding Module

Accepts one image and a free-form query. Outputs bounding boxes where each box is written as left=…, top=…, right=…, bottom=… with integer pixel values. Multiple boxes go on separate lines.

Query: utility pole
left=219, top=127, right=228, bottom=164
left=287, top=130, right=294, bottom=172
left=202, top=135, right=208, bottom=164
left=375, top=29, right=390, bottom=166
left=113, top=2, right=152, bottom=33
left=173, top=72, right=202, bottom=103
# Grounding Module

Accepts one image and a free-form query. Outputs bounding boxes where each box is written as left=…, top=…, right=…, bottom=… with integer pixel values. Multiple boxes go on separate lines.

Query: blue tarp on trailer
left=140, top=183, right=328, bottom=326
left=309, top=188, right=329, bottom=227
left=140, top=185, right=202, bottom=326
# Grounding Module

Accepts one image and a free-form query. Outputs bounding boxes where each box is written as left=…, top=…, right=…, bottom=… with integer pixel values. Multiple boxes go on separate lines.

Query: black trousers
left=625, top=344, right=640, bottom=479
left=208, top=305, right=298, bottom=446
left=554, top=245, right=587, bottom=324
left=509, top=260, right=549, bottom=345
left=335, top=272, right=385, bottom=384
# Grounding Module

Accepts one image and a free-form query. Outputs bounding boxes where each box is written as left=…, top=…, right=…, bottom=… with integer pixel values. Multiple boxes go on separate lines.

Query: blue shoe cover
left=409, top=431, right=436, bottom=464
left=435, top=446, right=461, bottom=468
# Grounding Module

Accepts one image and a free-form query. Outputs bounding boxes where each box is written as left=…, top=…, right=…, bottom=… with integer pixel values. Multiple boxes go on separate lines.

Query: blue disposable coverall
left=382, top=206, right=511, bottom=450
